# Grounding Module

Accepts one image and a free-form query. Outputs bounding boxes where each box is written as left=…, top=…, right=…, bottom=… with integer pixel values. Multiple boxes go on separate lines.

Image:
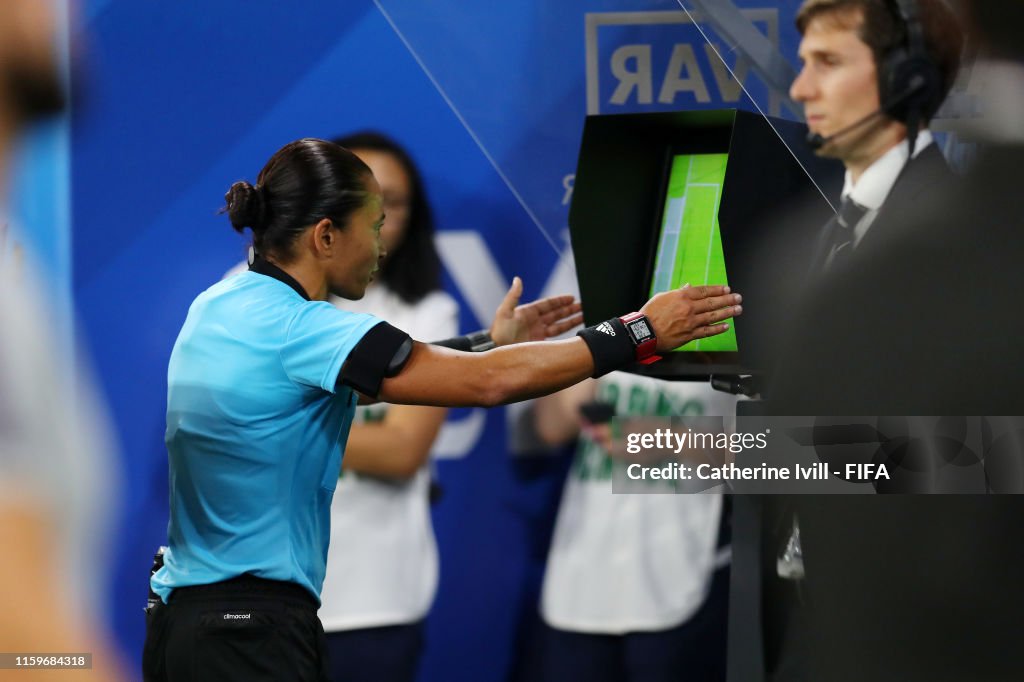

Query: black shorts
left=143, top=575, right=329, bottom=682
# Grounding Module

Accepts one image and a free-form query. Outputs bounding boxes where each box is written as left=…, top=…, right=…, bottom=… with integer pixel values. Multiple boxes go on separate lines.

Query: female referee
left=141, top=137, right=742, bottom=682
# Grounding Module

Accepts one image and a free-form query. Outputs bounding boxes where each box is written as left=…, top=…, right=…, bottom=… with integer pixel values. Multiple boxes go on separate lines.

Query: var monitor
left=649, top=152, right=736, bottom=354
left=569, top=109, right=841, bottom=380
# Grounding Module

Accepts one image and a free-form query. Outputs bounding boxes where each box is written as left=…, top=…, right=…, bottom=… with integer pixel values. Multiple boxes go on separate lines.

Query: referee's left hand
left=489, top=276, right=584, bottom=346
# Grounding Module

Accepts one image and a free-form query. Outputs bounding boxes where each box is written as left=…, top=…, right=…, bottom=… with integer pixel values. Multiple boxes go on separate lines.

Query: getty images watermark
left=609, top=416, right=1024, bottom=494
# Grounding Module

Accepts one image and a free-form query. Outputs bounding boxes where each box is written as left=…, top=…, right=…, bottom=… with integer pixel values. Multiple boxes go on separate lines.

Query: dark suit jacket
left=807, top=145, right=954, bottom=304
left=773, top=142, right=1023, bottom=414
left=745, top=144, right=1024, bottom=682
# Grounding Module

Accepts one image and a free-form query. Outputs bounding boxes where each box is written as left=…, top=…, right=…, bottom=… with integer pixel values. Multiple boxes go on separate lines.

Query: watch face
left=627, top=318, right=652, bottom=342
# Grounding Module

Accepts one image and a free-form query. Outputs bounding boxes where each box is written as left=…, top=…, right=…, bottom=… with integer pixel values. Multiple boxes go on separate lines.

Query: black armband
left=576, top=314, right=660, bottom=378
left=338, top=322, right=412, bottom=398
left=431, top=329, right=495, bottom=352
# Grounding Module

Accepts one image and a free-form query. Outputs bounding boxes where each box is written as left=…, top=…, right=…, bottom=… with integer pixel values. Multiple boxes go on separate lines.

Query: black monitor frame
left=569, top=109, right=841, bottom=380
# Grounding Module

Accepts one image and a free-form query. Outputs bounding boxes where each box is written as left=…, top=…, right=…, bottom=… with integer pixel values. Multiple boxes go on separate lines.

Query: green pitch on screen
left=649, top=154, right=737, bottom=352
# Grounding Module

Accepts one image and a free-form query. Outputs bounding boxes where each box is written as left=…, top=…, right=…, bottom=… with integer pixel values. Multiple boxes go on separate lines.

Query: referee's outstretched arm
left=378, top=285, right=742, bottom=408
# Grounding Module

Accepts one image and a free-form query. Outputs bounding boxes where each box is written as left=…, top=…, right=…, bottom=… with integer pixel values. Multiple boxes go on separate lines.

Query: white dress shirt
left=841, top=129, right=933, bottom=246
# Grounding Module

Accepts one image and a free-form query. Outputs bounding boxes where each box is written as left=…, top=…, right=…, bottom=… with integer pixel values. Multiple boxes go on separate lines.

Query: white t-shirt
left=541, top=372, right=736, bottom=634
left=318, top=284, right=458, bottom=631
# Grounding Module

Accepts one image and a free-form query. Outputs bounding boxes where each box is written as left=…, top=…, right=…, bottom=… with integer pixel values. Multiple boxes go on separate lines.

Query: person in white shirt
left=532, top=374, right=736, bottom=682
left=317, top=132, right=586, bottom=682
left=318, top=132, right=456, bottom=682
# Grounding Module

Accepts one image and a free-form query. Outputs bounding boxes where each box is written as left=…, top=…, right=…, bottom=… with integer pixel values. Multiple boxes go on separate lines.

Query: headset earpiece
left=877, top=0, right=943, bottom=123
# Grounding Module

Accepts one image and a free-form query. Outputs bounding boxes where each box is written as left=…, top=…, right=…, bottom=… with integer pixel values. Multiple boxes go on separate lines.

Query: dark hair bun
left=224, top=181, right=267, bottom=232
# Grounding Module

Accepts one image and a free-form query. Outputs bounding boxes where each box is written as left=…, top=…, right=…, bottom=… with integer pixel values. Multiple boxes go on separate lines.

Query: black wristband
left=432, top=329, right=494, bottom=352
left=576, top=318, right=635, bottom=378
left=432, top=335, right=471, bottom=352
left=466, top=330, right=496, bottom=352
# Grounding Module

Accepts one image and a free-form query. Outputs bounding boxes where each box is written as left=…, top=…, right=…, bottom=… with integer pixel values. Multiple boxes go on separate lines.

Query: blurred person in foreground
left=0, top=1, right=125, bottom=679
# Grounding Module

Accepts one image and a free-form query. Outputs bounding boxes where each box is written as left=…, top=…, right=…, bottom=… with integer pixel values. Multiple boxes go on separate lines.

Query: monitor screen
left=649, top=153, right=738, bottom=352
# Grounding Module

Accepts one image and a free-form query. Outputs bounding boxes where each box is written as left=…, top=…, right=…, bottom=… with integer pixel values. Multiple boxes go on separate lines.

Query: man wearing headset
left=791, top=0, right=962, bottom=279
left=745, top=3, right=974, bottom=682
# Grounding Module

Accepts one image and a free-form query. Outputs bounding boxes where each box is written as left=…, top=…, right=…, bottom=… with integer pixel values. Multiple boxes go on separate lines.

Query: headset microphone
left=806, top=109, right=886, bottom=150
left=804, top=73, right=926, bottom=151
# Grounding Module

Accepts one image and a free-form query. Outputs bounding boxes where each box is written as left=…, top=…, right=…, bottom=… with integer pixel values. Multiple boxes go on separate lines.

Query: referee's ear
left=311, top=218, right=336, bottom=256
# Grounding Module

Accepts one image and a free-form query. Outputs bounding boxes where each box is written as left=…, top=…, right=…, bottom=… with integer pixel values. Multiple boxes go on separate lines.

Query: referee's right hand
left=641, top=284, right=742, bottom=352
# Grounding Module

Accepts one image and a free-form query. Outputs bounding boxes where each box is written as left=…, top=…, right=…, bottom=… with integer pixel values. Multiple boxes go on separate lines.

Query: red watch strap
left=636, top=339, right=660, bottom=363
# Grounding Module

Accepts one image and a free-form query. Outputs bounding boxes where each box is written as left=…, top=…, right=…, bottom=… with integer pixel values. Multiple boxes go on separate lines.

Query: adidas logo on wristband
left=578, top=313, right=659, bottom=379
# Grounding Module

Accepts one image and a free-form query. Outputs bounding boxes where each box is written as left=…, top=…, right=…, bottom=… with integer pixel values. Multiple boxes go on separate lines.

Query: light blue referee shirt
left=152, top=270, right=382, bottom=603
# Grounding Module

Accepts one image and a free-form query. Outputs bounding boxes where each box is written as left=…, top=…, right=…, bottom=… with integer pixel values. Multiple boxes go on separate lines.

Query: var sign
left=584, top=10, right=782, bottom=116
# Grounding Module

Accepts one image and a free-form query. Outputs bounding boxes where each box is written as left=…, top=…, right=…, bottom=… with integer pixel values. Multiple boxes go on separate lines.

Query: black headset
left=877, top=0, right=944, bottom=125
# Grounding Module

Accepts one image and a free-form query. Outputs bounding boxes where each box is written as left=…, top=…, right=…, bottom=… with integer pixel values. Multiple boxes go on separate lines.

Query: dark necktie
left=823, top=197, right=868, bottom=272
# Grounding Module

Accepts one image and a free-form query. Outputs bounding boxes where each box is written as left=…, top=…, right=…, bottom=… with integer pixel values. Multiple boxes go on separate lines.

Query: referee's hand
left=489, top=276, right=584, bottom=346
left=641, top=284, right=742, bottom=352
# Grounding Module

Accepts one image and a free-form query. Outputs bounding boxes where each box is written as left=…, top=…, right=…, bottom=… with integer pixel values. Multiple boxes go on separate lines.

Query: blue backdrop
left=66, top=1, right=804, bottom=679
